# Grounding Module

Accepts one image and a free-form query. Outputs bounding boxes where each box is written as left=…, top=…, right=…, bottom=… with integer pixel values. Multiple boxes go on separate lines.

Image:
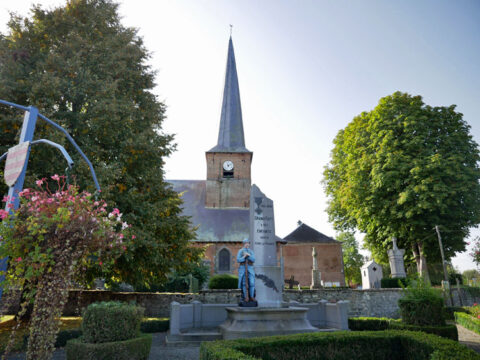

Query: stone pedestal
left=310, top=270, right=322, bottom=289
left=254, top=266, right=283, bottom=307
left=219, top=307, right=319, bottom=340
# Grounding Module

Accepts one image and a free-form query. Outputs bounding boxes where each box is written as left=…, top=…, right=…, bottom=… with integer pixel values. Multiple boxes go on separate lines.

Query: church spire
left=209, top=37, right=250, bottom=153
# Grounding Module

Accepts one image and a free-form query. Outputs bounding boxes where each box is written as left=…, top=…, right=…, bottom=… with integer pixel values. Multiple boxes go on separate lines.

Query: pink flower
left=36, top=179, right=43, bottom=186
left=119, top=233, right=124, bottom=239
left=475, top=303, right=478, bottom=306
left=123, top=246, right=127, bottom=251
left=15, top=257, right=22, bottom=262
left=0, top=210, right=8, bottom=219
left=99, top=261, right=103, bottom=266
left=132, top=235, right=136, bottom=240
left=51, top=174, right=60, bottom=181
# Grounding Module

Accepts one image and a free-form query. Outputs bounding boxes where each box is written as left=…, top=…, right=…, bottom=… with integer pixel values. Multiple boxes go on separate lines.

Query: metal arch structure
left=0, top=99, right=101, bottom=300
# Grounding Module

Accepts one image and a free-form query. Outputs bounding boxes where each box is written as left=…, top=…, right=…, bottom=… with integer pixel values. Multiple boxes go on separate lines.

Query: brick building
left=169, top=37, right=345, bottom=286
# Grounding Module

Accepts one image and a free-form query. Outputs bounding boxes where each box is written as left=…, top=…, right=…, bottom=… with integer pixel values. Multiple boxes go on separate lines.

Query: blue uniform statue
left=237, top=238, right=256, bottom=302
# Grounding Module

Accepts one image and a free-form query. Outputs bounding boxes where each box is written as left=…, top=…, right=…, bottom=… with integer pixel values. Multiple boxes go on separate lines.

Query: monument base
left=219, top=306, right=319, bottom=340
left=239, top=300, right=258, bottom=307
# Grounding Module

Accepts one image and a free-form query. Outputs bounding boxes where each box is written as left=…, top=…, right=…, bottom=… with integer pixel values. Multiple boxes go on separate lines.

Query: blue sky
left=1, top=0, right=480, bottom=271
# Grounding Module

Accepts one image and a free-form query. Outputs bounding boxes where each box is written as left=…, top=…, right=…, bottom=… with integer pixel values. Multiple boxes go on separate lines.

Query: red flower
left=15, top=257, right=22, bottom=262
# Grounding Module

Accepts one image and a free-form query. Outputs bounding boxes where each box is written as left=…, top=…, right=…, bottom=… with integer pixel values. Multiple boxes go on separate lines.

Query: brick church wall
left=283, top=243, right=345, bottom=286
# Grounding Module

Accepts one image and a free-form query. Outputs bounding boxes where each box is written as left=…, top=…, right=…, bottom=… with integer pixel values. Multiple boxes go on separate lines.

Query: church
left=169, top=37, right=345, bottom=287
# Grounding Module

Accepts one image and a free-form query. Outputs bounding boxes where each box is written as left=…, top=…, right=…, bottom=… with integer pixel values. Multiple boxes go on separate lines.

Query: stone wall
left=2, top=287, right=478, bottom=318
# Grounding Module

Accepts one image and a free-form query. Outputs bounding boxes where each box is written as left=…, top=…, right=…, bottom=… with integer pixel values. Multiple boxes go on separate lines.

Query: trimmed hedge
left=444, top=306, right=469, bottom=320
left=66, top=333, right=152, bottom=360
left=208, top=274, right=238, bottom=289
left=200, top=330, right=480, bottom=360
left=82, top=301, right=144, bottom=343
left=398, top=297, right=445, bottom=326
left=348, top=317, right=458, bottom=341
left=455, top=312, right=480, bottom=335
left=381, top=278, right=409, bottom=288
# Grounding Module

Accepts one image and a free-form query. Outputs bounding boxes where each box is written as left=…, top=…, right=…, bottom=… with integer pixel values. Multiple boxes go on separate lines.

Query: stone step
left=165, top=329, right=222, bottom=346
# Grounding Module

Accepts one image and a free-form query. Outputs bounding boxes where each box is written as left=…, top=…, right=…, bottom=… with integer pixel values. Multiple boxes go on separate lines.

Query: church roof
left=283, top=223, right=340, bottom=244
left=169, top=180, right=284, bottom=243
left=208, top=37, right=250, bottom=153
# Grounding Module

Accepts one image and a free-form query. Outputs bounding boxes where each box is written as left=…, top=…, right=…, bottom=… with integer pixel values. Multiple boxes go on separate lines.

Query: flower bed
left=200, top=330, right=480, bottom=360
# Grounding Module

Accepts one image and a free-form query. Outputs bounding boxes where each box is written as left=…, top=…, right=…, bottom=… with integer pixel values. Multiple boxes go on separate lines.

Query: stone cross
left=388, top=236, right=406, bottom=279
left=312, top=247, right=318, bottom=270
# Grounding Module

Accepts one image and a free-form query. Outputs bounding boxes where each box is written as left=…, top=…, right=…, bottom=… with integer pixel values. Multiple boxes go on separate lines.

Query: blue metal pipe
left=0, top=99, right=29, bottom=112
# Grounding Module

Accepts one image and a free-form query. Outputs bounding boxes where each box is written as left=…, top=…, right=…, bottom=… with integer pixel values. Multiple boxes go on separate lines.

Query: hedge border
left=348, top=317, right=458, bottom=341
left=455, top=312, right=480, bottom=335
left=65, top=333, right=152, bottom=360
left=199, top=330, right=479, bottom=360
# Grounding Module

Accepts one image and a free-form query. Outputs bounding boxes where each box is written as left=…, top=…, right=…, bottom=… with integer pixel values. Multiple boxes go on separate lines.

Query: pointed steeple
left=209, top=37, right=250, bottom=153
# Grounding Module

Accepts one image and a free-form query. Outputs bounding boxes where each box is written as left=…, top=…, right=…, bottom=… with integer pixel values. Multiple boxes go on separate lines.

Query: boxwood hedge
left=200, top=330, right=479, bottom=360
left=348, top=317, right=458, bottom=341
left=65, top=333, right=152, bottom=360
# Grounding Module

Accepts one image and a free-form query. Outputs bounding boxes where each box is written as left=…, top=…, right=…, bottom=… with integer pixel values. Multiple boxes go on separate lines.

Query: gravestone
left=387, top=237, right=406, bottom=278
left=361, top=260, right=383, bottom=289
left=250, top=184, right=282, bottom=307
left=310, top=247, right=322, bottom=289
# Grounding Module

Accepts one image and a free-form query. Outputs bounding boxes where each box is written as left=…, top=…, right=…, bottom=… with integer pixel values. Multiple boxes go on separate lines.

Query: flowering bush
left=470, top=236, right=480, bottom=268
left=0, top=175, right=131, bottom=360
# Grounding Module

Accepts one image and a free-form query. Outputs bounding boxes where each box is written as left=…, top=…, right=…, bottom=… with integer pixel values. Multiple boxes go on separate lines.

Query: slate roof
left=169, top=180, right=284, bottom=243
left=208, top=37, right=250, bottom=153
left=283, top=223, right=339, bottom=244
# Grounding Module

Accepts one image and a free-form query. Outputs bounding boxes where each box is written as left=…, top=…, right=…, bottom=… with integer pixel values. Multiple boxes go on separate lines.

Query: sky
left=1, top=0, right=480, bottom=272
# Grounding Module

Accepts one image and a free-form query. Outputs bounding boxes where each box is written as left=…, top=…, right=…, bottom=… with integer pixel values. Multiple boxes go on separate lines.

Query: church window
left=219, top=248, right=231, bottom=271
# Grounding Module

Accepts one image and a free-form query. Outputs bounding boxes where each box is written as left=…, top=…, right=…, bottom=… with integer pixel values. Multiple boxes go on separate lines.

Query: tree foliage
left=0, top=0, right=202, bottom=288
left=336, top=232, right=365, bottom=286
left=323, top=92, right=480, bottom=279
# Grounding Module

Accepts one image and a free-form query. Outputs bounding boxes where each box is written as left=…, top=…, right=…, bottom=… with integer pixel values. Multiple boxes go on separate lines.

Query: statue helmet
left=242, top=238, right=249, bottom=244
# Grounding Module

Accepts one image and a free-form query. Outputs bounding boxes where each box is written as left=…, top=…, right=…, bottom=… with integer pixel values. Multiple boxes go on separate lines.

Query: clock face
left=223, top=160, right=234, bottom=171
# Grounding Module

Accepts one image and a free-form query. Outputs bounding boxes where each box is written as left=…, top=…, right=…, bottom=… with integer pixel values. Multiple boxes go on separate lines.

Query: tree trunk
left=412, top=243, right=421, bottom=273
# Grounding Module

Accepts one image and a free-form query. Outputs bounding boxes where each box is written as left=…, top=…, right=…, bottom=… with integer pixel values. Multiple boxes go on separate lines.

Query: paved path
left=458, top=324, right=480, bottom=354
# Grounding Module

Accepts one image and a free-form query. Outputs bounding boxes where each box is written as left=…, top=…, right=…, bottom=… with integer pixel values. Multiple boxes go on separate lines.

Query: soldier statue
left=237, top=238, right=257, bottom=306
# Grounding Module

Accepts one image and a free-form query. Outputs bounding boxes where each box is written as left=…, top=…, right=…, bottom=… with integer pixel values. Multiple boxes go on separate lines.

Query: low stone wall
left=1, top=287, right=477, bottom=318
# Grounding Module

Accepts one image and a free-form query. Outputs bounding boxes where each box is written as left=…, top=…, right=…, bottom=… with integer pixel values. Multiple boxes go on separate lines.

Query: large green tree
left=0, top=0, right=201, bottom=287
left=323, top=92, right=480, bottom=281
left=336, top=232, right=365, bottom=286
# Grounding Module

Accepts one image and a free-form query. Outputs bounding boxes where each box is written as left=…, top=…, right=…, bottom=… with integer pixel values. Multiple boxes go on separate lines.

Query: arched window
left=218, top=248, right=231, bottom=272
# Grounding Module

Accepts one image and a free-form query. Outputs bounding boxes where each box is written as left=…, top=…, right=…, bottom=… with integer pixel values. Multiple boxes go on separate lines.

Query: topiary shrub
left=208, top=274, right=238, bottom=289
left=140, top=318, right=169, bottom=333
left=66, top=333, right=152, bottom=360
left=66, top=302, right=151, bottom=360
left=381, top=278, right=409, bottom=288
left=398, top=279, right=445, bottom=326
left=82, top=301, right=144, bottom=343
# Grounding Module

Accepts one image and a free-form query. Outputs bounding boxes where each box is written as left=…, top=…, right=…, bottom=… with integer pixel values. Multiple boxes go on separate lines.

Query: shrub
left=348, top=317, right=457, bottom=340
left=399, top=279, right=445, bottom=326
left=348, top=317, right=391, bottom=331
left=82, top=302, right=144, bottom=343
left=381, top=278, right=409, bottom=288
left=444, top=306, right=469, bottom=320
left=208, top=274, right=238, bottom=290
left=66, top=333, right=152, bottom=360
left=199, top=330, right=480, bottom=360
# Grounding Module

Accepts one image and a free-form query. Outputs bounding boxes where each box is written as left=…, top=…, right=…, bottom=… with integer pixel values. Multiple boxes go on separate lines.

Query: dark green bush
left=65, top=333, right=152, bottom=360
left=140, top=318, right=169, bottom=333
left=348, top=317, right=391, bottom=331
left=399, top=297, right=445, bottom=326
left=381, top=278, right=409, bottom=288
left=399, top=280, right=445, bottom=326
left=82, top=301, right=144, bottom=343
left=455, top=312, right=480, bottom=335
left=200, top=330, right=480, bottom=360
left=348, top=317, right=457, bottom=340
left=208, top=274, right=238, bottom=289
left=54, top=329, right=83, bottom=348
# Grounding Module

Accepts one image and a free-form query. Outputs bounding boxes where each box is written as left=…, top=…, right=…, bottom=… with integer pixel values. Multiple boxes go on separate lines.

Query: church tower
left=205, top=37, right=252, bottom=209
